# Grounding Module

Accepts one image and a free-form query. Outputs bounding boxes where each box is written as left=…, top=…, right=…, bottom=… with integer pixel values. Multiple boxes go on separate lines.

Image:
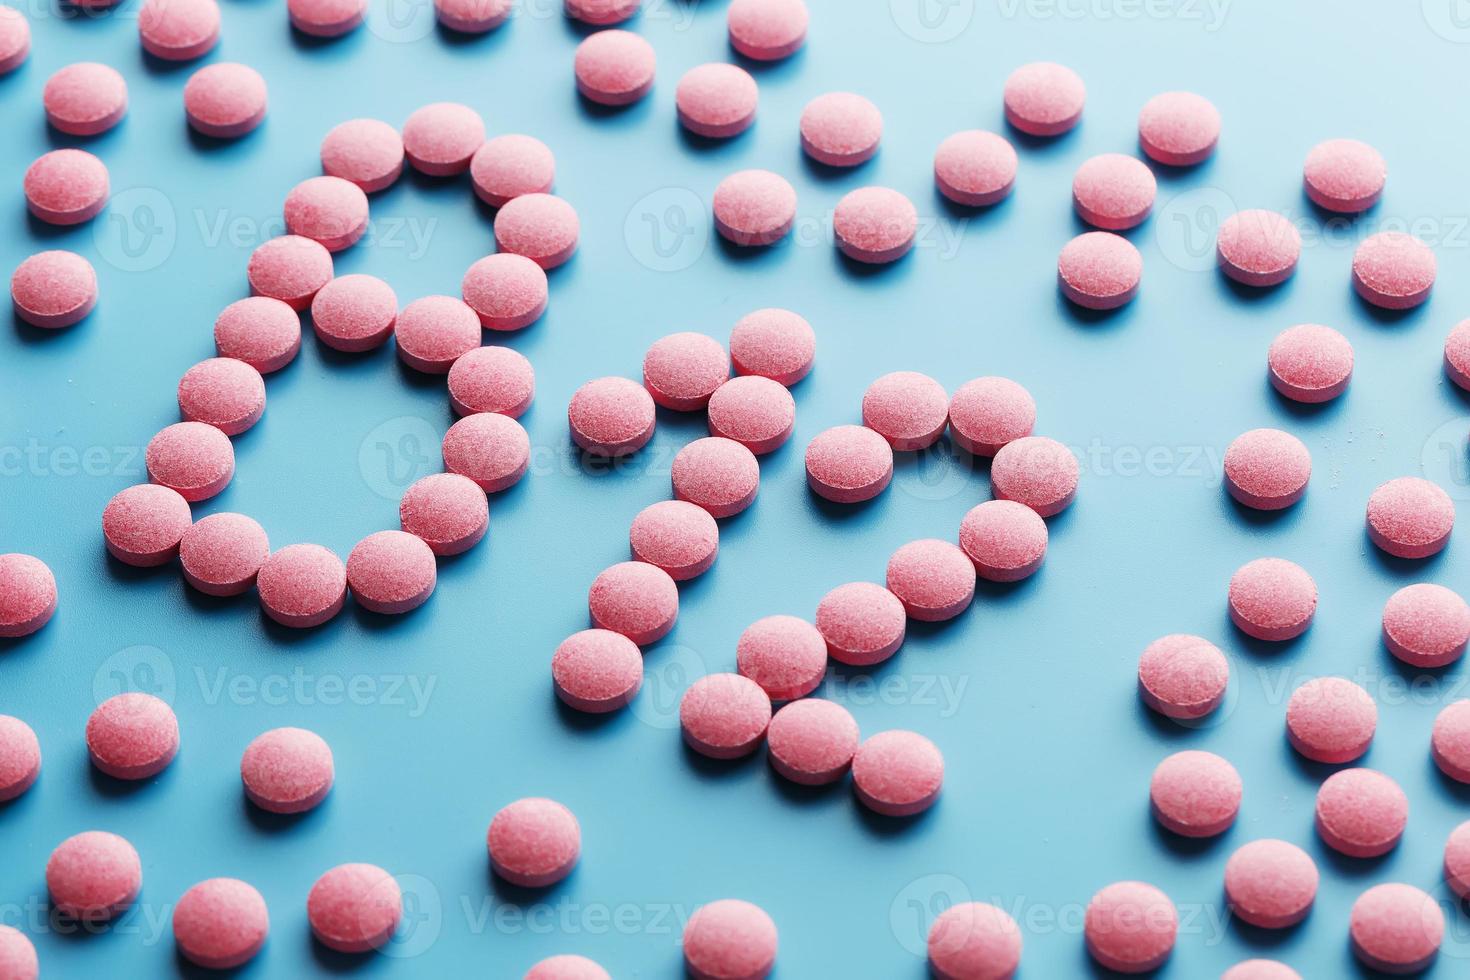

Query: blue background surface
left=4, top=0, right=1470, bottom=975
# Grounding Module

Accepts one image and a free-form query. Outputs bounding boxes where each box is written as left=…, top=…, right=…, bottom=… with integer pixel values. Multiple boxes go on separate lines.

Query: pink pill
left=86, top=692, right=178, bottom=780
left=1222, top=962, right=1300, bottom=980
left=736, top=615, right=827, bottom=702
left=178, top=357, right=266, bottom=435
left=1433, top=700, right=1470, bottom=783
left=1367, top=477, right=1454, bottom=559
left=460, top=253, right=548, bottom=333
left=43, top=62, right=127, bottom=136
left=833, top=186, right=917, bottom=264
left=1137, top=91, right=1220, bottom=167
left=240, top=726, right=333, bottom=813
left=1267, top=324, right=1352, bottom=403
left=1058, top=231, right=1141, bottom=310
left=552, top=629, right=643, bottom=713
left=643, top=332, right=730, bottom=411
left=307, top=864, right=401, bottom=953
left=990, top=436, right=1078, bottom=517
left=1083, top=881, right=1175, bottom=974
left=1150, top=750, right=1240, bottom=838
left=394, top=295, right=480, bottom=374
left=886, top=539, right=975, bottom=623
left=11, top=249, right=97, bottom=329
left=564, top=0, right=636, bottom=25
left=1224, top=839, right=1318, bottom=929
left=487, top=797, right=581, bottom=887
left=765, top=698, right=858, bottom=785
left=449, top=344, right=534, bottom=417
left=248, top=235, right=333, bottom=311
left=495, top=193, right=580, bottom=270
left=683, top=899, right=778, bottom=980
left=588, top=561, right=677, bottom=644
left=573, top=29, right=655, bottom=107
left=0, top=8, right=29, bottom=76
left=400, top=473, right=487, bottom=556
left=729, top=308, right=814, bottom=386
left=256, top=543, right=347, bottom=628
left=102, top=484, right=192, bottom=567
left=0, top=926, right=36, bottom=980
left=347, top=530, right=436, bottom=615
left=1072, top=153, right=1156, bottom=231
left=862, top=371, right=948, bottom=450
left=672, top=437, right=760, bottom=518
left=1446, top=821, right=1470, bottom=898
left=569, top=376, right=656, bottom=457
left=1228, top=558, right=1316, bottom=641
left=707, top=376, right=795, bottom=455
left=805, top=424, right=893, bottom=504
left=1384, top=584, right=1469, bottom=668
left=183, top=62, right=266, bottom=139
left=442, top=412, right=531, bottom=492
left=525, top=954, right=611, bottom=980
left=138, top=0, right=220, bottom=60
left=402, top=102, right=485, bottom=176
left=24, top=149, right=109, bottom=226
left=288, top=0, right=366, bottom=37
left=676, top=63, right=758, bottom=138
left=284, top=176, right=370, bottom=253
left=959, top=499, right=1048, bottom=583
left=470, top=134, right=555, bottom=208
left=173, top=878, right=268, bottom=969
left=1003, top=62, right=1084, bottom=137
left=629, top=499, right=718, bottom=581
left=726, top=0, right=805, bottom=60
left=1215, top=209, right=1300, bottom=288
left=853, top=729, right=942, bottom=816
left=1350, top=883, right=1443, bottom=974
left=1353, top=231, right=1436, bottom=310
left=800, top=92, right=881, bottom=167
left=927, top=901, right=1022, bottom=980
left=321, top=118, right=404, bottom=193
left=1223, top=428, right=1310, bottom=510
left=214, top=296, right=301, bottom=374
left=947, top=377, right=1034, bottom=457
left=146, top=421, right=234, bottom=502
left=712, top=169, right=797, bottom=247
left=0, top=715, right=40, bottom=801
left=1444, top=318, right=1470, bottom=392
left=0, top=554, right=56, bottom=639
left=1136, top=634, right=1229, bottom=721
left=311, top=273, right=398, bottom=353
left=435, top=0, right=510, bottom=32
left=933, top=130, right=1017, bottom=208
left=680, top=672, right=772, bottom=759
left=47, top=831, right=141, bottom=921
left=816, top=582, right=905, bottom=666
left=1315, top=767, right=1407, bottom=858
left=1304, top=138, right=1386, bottom=214
left=179, top=512, right=269, bottom=596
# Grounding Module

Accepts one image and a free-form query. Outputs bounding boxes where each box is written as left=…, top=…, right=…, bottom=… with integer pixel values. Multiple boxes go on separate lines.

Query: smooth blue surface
left=4, top=0, right=1470, bottom=976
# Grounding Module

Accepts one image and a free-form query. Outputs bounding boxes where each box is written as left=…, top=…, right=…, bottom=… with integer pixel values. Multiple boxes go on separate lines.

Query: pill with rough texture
left=684, top=899, right=778, bottom=980
left=643, top=332, right=729, bottom=410
left=737, top=615, right=826, bottom=702
left=1286, top=676, right=1375, bottom=763
left=307, top=864, right=401, bottom=953
left=681, top=673, right=772, bottom=759
left=713, top=169, right=797, bottom=247
left=816, top=582, right=905, bottom=666
left=1433, top=700, right=1470, bottom=782
left=495, top=193, right=579, bottom=269
left=629, top=500, right=718, bottom=580
left=462, top=254, right=548, bottom=333
left=395, top=295, right=480, bottom=374
left=552, top=629, right=642, bottom=713
left=853, top=729, right=942, bottom=816
left=927, top=901, right=1022, bottom=980
left=948, top=377, right=1034, bottom=457
left=1316, top=768, right=1407, bottom=857
left=1304, top=139, right=1385, bottom=213
left=11, top=250, right=97, bottom=328
left=146, top=421, right=234, bottom=502
left=284, top=176, right=369, bottom=252
left=248, top=236, right=332, bottom=311
left=0, top=926, right=36, bottom=980
left=765, top=698, right=858, bottom=785
left=173, top=878, right=268, bottom=969
left=0, top=8, right=28, bottom=75
left=677, top=63, right=758, bottom=138
left=470, top=134, right=555, bottom=208
left=730, top=308, right=814, bottom=386
left=138, top=0, right=220, bottom=60
left=24, top=149, right=109, bottom=225
left=1223, top=428, right=1310, bottom=510
left=990, top=436, right=1078, bottom=517
left=1058, top=232, right=1141, bottom=309
left=257, top=543, right=346, bottom=628
left=184, top=62, right=266, bottom=138
left=487, top=797, right=580, bottom=887
left=933, top=130, right=1017, bottom=207
left=47, top=831, right=142, bottom=921
left=1150, top=750, right=1240, bottom=837
left=44, top=62, right=127, bottom=135
left=707, top=376, right=795, bottom=455
left=1383, top=584, right=1469, bottom=668
left=800, top=92, right=881, bottom=167
left=672, top=437, right=760, bottom=518
left=574, top=30, right=655, bottom=106
left=311, top=274, right=397, bottom=352
left=435, top=0, right=509, bottom=31
left=400, top=473, right=487, bottom=556
left=178, top=357, right=266, bottom=435
left=347, top=530, right=436, bottom=614
left=288, top=0, right=365, bottom=36
left=588, top=561, right=677, bottom=644
left=102, top=484, right=192, bottom=567
left=1350, top=883, right=1442, bottom=974
left=1072, top=154, right=1156, bottom=231
left=321, top=119, right=404, bottom=193
left=1367, top=477, right=1453, bottom=559
left=180, top=513, right=268, bottom=595
left=1228, top=558, right=1316, bottom=641
left=863, top=372, right=949, bottom=451
left=1136, top=634, right=1228, bottom=721
left=1267, top=324, right=1352, bottom=403
left=1003, top=62, right=1084, bottom=137
left=959, top=499, right=1047, bottom=583
left=443, top=412, right=530, bottom=492
left=726, top=0, right=805, bottom=60
left=1083, top=881, right=1176, bottom=974
left=403, top=103, right=484, bottom=176
left=449, top=345, right=534, bottom=417
left=886, top=539, right=975, bottom=622
left=1446, top=318, right=1470, bottom=390
left=805, top=425, right=893, bottom=504
left=214, top=296, right=301, bottom=373
left=1137, top=92, right=1220, bottom=166
left=0, top=554, right=55, bottom=639
left=833, top=186, right=917, bottom=264
left=1446, top=821, right=1470, bottom=898
left=1353, top=231, right=1436, bottom=310
left=564, top=0, right=635, bottom=24
left=86, top=692, right=178, bottom=780
left=241, top=726, right=333, bottom=813
left=525, top=954, right=611, bottom=980
left=569, top=376, right=655, bottom=457
left=1224, top=839, right=1318, bottom=928
left=1222, top=961, right=1300, bottom=980
left=0, top=715, right=40, bottom=800
left=1216, top=210, right=1300, bottom=287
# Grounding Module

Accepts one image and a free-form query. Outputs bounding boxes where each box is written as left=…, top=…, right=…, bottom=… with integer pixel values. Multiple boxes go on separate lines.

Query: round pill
left=256, top=543, right=346, bottom=628
left=248, top=236, right=333, bottom=312
left=0, top=715, right=40, bottom=801
left=552, top=629, right=643, bottom=713
left=1315, top=768, right=1407, bottom=857
left=1350, top=883, right=1443, bottom=974
left=1137, top=91, right=1220, bottom=167
left=1224, top=839, right=1318, bottom=928
left=1136, top=634, right=1229, bottom=721
left=321, top=118, right=404, bottom=193
left=767, top=701, right=858, bottom=786
left=990, top=436, right=1078, bottom=517
left=525, top=954, right=611, bottom=980
left=862, top=371, right=948, bottom=450
left=643, top=332, right=730, bottom=410
left=1228, top=558, right=1316, bottom=641
left=1003, top=61, right=1084, bottom=137
left=284, top=176, right=370, bottom=253
left=1072, top=153, right=1156, bottom=231
left=676, top=63, right=758, bottom=138
left=816, top=582, right=905, bottom=666
left=569, top=376, right=656, bottom=457
left=311, top=273, right=397, bottom=353
left=0, top=8, right=29, bottom=76
left=24, top=149, right=109, bottom=226
left=449, top=345, right=534, bottom=417
left=737, top=615, right=827, bottom=702
left=1446, top=821, right=1470, bottom=898
left=173, top=878, right=268, bottom=969
left=1367, top=477, right=1454, bottom=559
left=86, top=692, right=178, bottom=780
left=1083, top=881, right=1176, bottom=974
left=926, top=901, right=1022, bottom=980
left=487, top=797, right=581, bottom=887
left=460, top=253, right=548, bottom=333
left=307, top=864, right=401, bottom=953
left=1304, top=138, right=1386, bottom=213
left=852, top=729, right=942, bottom=816
left=0, top=926, right=36, bottom=980
left=1058, top=231, right=1141, bottom=310
left=1223, top=962, right=1301, bottom=980
left=959, top=500, right=1048, bottom=583
left=1215, top=209, right=1300, bottom=287
left=1150, top=750, right=1241, bottom=837
left=47, top=831, right=141, bottom=921
left=1353, top=232, right=1436, bottom=310
left=800, top=92, right=881, bottom=167
left=146, top=421, right=234, bottom=502
left=1383, top=584, right=1469, bottom=668
left=495, top=193, right=579, bottom=270
left=240, top=726, right=333, bottom=813
left=833, top=186, right=917, bottom=264
left=629, top=499, right=718, bottom=580
left=43, top=62, right=127, bottom=136
left=394, top=295, right=480, bottom=374
left=178, top=357, right=266, bottom=435
left=11, top=249, right=97, bottom=328
left=726, top=0, right=805, bottom=60
left=573, top=29, right=655, bottom=106
left=288, top=0, right=366, bottom=37
left=435, top=0, right=510, bottom=32
left=1433, top=700, right=1470, bottom=782
left=680, top=673, right=772, bottom=759
left=564, top=0, right=636, bottom=25
left=0, top=554, right=55, bottom=639
left=1223, top=428, right=1310, bottom=510
left=402, top=102, right=484, bottom=176
left=442, top=412, right=531, bottom=492
left=684, top=899, right=778, bottom=980
left=707, top=376, right=795, bottom=455
left=138, top=0, right=220, bottom=60
left=102, top=484, right=192, bottom=567
left=400, top=473, right=487, bottom=556
left=672, top=437, right=760, bottom=518
left=712, top=169, right=797, bottom=247
left=214, top=296, right=301, bottom=373
left=1445, top=318, right=1470, bottom=391
left=470, top=134, right=555, bottom=208
left=347, top=530, right=436, bottom=615
left=886, top=539, right=976, bottom=623
left=183, top=62, right=266, bottom=138
left=805, top=425, right=893, bottom=504
left=933, top=130, right=1018, bottom=208
left=179, top=512, right=269, bottom=596
left=947, top=377, right=1035, bottom=457
left=729, top=308, right=814, bottom=386
left=588, top=561, right=677, bottom=644
left=1267, top=324, right=1352, bottom=403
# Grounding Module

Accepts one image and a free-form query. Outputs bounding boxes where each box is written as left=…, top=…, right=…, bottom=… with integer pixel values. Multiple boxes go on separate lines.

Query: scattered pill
left=146, top=421, right=234, bottom=502
left=707, top=376, right=795, bottom=455
left=1215, top=209, right=1300, bottom=287
left=680, top=673, right=772, bottom=759
left=461, top=254, right=548, bottom=333
left=588, top=561, right=677, bottom=644
left=173, top=878, right=269, bottom=970
left=1349, top=883, right=1442, bottom=974
left=495, top=193, right=580, bottom=270
left=1083, top=881, right=1175, bottom=974
left=1136, top=634, right=1229, bottom=722
left=629, top=499, right=718, bottom=580
left=947, top=377, right=1034, bottom=457
left=1072, top=153, right=1156, bottom=231
left=672, top=437, right=760, bottom=518
left=0, top=715, right=40, bottom=801
left=138, top=0, right=220, bottom=60
left=1443, top=318, right=1470, bottom=393
left=1303, top=138, right=1386, bottom=213
left=435, top=0, right=509, bottom=31
left=766, top=698, right=858, bottom=785
left=729, top=308, right=814, bottom=386
left=525, top=954, right=611, bottom=980
left=1137, top=91, right=1220, bottom=166
left=256, top=543, right=347, bottom=628
left=1003, top=62, right=1084, bottom=137
left=86, top=692, right=178, bottom=780
left=853, top=729, right=942, bottom=816
left=1446, top=821, right=1470, bottom=898
left=449, top=345, right=534, bottom=417
left=288, top=0, right=365, bottom=36
left=403, top=102, right=484, bottom=176
left=321, top=118, right=405, bottom=193
left=180, top=512, right=269, bottom=596
left=284, top=176, right=370, bottom=252
left=11, top=249, right=97, bottom=328
left=248, top=235, right=333, bottom=311
left=470, top=135, right=555, bottom=208
left=1222, top=961, right=1301, bottom=980
left=564, top=0, right=636, bottom=24
left=926, top=901, right=1022, bottom=980
left=102, top=484, right=192, bottom=567
left=1267, top=324, right=1352, bottom=403
left=347, top=530, right=436, bottom=615
left=1058, top=231, right=1141, bottom=310
left=800, top=92, right=881, bottom=167
left=574, top=29, right=655, bottom=106
left=1223, top=428, right=1310, bottom=510
left=400, top=473, right=488, bottom=556
left=1315, top=767, right=1407, bottom=858
left=307, top=864, right=401, bottom=953
left=310, top=273, right=398, bottom=352
left=815, top=582, right=905, bottom=666
left=183, top=62, right=267, bottom=138
left=394, top=295, right=481, bottom=374
left=1433, top=701, right=1470, bottom=783
left=886, top=539, right=975, bottom=623
left=569, top=376, right=656, bottom=457
left=1366, top=477, right=1454, bottom=559
left=737, top=615, right=827, bottom=702
left=959, top=499, right=1048, bottom=583
left=24, top=149, right=109, bottom=226
left=833, top=186, right=917, bottom=264
left=990, top=436, right=1078, bottom=517
left=178, top=357, right=266, bottom=435
left=1352, top=231, right=1435, bottom=310
left=487, top=797, right=581, bottom=887
left=861, top=371, right=948, bottom=450
left=0, top=926, right=36, bottom=980
left=0, top=554, right=56, bottom=639
left=1228, top=558, right=1316, bottom=641
left=726, top=0, right=806, bottom=60
left=643, top=332, right=730, bottom=410
left=0, top=8, right=28, bottom=75
left=1383, top=583, right=1469, bottom=669
left=933, top=130, right=1017, bottom=207
left=712, top=169, right=797, bottom=247
left=214, top=296, right=302, bottom=373
left=43, top=62, right=127, bottom=136
left=1224, top=839, right=1318, bottom=929
left=240, top=726, right=334, bottom=813
left=684, top=899, right=778, bottom=980
left=805, top=424, right=893, bottom=504
left=676, top=63, right=758, bottom=138
left=1150, top=750, right=1241, bottom=837
left=552, top=629, right=643, bottom=713
left=442, top=412, right=531, bottom=492
left=47, top=831, right=142, bottom=921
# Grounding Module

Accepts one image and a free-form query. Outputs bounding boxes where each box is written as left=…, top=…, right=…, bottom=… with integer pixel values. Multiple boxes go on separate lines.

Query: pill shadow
left=242, top=792, right=329, bottom=834
left=729, top=46, right=806, bottom=79
left=181, top=584, right=256, bottom=616
left=834, top=248, right=915, bottom=282
left=1268, top=377, right=1348, bottom=421
left=186, top=123, right=265, bottom=155
left=1222, top=494, right=1302, bottom=531
left=103, top=548, right=177, bottom=584
left=23, top=208, right=81, bottom=242
left=573, top=90, right=653, bottom=124
left=768, top=769, right=848, bottom=807
left=933, top=188, right=1013, bottom=228
left=679, top=738, right=762, bottom=778
left=1079, top=945, right=1168, bottom=979
left=1364, top=533, right=1445, bottom=580
left=138, top=51, right=200, bottom=77
left=676, top=123, right=751, bottom=156
left=799, top=150, right=873, bottom=184
left=308, top=930, right=378, bottom=973
left=1214, top=272, right=1294, bottom=306
left=1352, top=287, right=1427, bottom=327
left=1145, top=809, right=1229, bottom=858
left=552, top=691, right=636, bottom=734
left=488, top=863, right=573, bottom=907
left=1223, top=909, right=1304, bottom=949
left=1053, top=293, right=1133, bottom=330
left=1149, top=156, right=1216, bottom=187
left=1429, top=755, right=1470, bottom=806
left=716, top=233, right=792, bottom=268
left=287, top=24, right=367, bottom=56
left=89, top=763, right=171, bottom=798
left=853, top=800, right=935, bottom=839
left=1219, top=611, right=1308, bottom=661
left=438, top=19, right=514, bottom=49
left=173, top=945, right=255, bottom=978
left=1005, top=124, right=1078, bottom=157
